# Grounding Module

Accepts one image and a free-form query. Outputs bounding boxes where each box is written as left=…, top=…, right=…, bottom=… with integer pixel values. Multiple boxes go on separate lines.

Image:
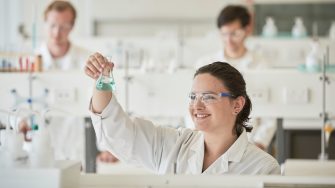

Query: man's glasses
left=188, top=92, right=235, bottom=105
left=220, top=29, right=246, bottom=42
left=46, top=22, right=73, bottom=32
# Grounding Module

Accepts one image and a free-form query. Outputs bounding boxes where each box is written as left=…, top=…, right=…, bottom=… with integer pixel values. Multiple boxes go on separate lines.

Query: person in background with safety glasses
left=196, top=5, right=264, bottom=70
left=196, top=5, right=276, bottom=151
left=85, top=53, right=280, bottom=175
left=38, top=0, right=88, bottom=70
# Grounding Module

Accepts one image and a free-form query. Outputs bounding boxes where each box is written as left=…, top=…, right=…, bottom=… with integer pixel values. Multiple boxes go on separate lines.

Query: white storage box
left=0, top=160, right=81, bottom=188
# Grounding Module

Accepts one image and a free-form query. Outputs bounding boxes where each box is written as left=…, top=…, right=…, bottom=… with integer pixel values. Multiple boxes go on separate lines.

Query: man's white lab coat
left=35, top=43, right=90, bottom=163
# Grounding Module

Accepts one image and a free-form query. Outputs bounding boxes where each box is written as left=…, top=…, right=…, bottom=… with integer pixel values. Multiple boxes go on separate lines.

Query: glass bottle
left=305, top=40, right=321, bottom=72
left=262, top=17, right=278, bottom=38
left=292, top=17, right=307, bottom=38
left=329, top=21, right=335, bottom=40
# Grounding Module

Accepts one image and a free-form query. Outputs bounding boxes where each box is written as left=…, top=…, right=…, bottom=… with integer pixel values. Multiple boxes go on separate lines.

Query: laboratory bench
left=1, top=159, right=335, bottom=188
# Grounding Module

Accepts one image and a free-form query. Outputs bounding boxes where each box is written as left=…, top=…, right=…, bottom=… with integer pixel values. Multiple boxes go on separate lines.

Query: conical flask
left=96, top=66, right=116, bottom=91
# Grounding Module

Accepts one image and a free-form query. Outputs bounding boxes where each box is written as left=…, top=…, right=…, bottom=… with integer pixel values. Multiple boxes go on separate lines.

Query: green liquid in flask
left=96, top=73, right=116, bottom=91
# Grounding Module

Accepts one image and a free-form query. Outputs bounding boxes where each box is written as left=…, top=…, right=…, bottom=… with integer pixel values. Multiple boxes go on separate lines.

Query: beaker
left=96, top=66, right=116, bottom=91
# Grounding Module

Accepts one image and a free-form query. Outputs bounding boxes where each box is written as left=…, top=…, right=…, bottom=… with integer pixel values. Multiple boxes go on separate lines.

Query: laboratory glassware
left=292, top=17, right=307, bottom=38
left=329, top=21, right=335, bottom=39
left=96, top=63, right=116, bottom=91
left=262, top=17, right=278, bottom=38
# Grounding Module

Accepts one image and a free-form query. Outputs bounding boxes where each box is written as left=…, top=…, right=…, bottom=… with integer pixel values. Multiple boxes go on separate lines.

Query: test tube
left=19, top=56, right=23, bottom=72
left=25, top=57, right=29, bottom=72
left=2, top=59, right=6, bottom=72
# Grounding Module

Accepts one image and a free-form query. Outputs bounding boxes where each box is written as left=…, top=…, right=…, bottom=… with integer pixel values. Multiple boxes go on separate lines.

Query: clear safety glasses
left=220, top=29, right=246, bottom=42
left=46, top=22, right=73, bottom=33
left=188, top=92, right=235, bottom=106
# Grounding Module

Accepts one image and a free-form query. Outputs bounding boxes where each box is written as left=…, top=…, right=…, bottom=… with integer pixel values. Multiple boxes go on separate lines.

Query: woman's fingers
left=85, top=52, right=115, bottom=79
left=94, top=52, right=108, bottom=68
left=86, top=53, right=103, bottom=78
left=84, top=65, right=96, bottom=79
left=89, top=54, right=101, bottom=71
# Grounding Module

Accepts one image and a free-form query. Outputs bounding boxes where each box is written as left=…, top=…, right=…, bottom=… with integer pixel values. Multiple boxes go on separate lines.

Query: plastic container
left=329, top=21, right=335, bottom=40
left=292, top=17, right=307, bottom=38
left=262, top=17, right=278, bottom=38
left=305, top=40, right=321, bottom=72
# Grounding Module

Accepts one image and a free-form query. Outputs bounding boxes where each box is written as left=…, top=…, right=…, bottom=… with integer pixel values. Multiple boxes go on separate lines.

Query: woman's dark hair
left=217, top=5, right=250, bottom=29
left=194, top=62, right=252, bottom=135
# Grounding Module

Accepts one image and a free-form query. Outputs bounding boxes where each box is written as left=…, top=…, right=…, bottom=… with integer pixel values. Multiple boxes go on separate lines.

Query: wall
left=0, top=0, right=23, bottom=47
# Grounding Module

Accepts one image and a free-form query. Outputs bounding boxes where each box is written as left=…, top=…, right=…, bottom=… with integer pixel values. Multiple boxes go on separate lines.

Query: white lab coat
left=90, top=95, right=280, bottom=175
left=195, top=49, right=265, bottom=70
left=46, top=117, right=85, bottom=161
left=36, top=42, right=90, bottom=71
left=34, top=43, right=90, bottom=163
left=195, top=48, right=276, bottom=148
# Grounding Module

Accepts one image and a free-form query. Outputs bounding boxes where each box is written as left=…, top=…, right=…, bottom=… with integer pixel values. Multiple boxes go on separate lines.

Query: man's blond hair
left=44, top=1, right=76, bottom=25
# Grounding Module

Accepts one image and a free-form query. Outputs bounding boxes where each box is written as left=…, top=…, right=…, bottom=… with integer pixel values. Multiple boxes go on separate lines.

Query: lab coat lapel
left=204, top=129, right=248, bottom=174
left=203, top=155, right=229, bottom=174
left=187, top=133, right=204, bottom=174
left=226, top=129, right=248, bottom=163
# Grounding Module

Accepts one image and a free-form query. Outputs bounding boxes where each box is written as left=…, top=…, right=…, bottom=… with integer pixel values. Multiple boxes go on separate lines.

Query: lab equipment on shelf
left=0, top=52, right=43, bottom=73
left=296, top=39, right=335, bottom=73
left=329, top=21, right=335, bottom=40
left=0, top=106, right=78, bottom=169
left=297, top=64, right=335, bottom=73
left=0, top=108, right=55, bottom=168
left=0, top=109, right=28, bottom=168
left=262, top=17, right=278, bottom=38
left=292, top=17, right=307, bottom=38
left=29, top=110, right=55, bottom=168
left=305, top=40, right=321, bottom=72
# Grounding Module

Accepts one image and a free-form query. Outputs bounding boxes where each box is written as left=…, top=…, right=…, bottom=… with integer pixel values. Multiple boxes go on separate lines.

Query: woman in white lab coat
left=85, top=53, right=280, bottom=175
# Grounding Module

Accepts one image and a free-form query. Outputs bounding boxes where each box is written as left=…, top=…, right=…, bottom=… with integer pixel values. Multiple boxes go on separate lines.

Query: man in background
left=196, top=5, right=276, bottom=150
left=20, top=0, right=118, bottom=169
left=38, top=0, right=88, bottom=70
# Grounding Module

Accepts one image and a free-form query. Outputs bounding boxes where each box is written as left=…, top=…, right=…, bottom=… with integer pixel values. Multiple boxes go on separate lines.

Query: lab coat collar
left=189, top=131, right=204, bottom=151
left=187, top=132, right=204, bottom=174
left=37, top=42, right=74, bottom=70
left=213, top=129, right=248, bottom=174
left=224, top=128, right=248, bottom=163
left=187, top=128, right=248, bottom=174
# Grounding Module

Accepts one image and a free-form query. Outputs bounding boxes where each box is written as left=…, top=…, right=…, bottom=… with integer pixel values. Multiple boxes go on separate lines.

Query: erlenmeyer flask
left=96, top=66, right=116, bottom=91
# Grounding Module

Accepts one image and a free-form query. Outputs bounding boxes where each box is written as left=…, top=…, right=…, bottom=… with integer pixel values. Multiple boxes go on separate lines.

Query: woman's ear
left=244, top=24, right=252, bottom=37
left=233, top=96, right=246, bottom=115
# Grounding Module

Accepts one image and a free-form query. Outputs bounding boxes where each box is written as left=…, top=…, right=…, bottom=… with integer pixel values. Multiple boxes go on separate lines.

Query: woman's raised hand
left=85, top=52, right=114, bottom=79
